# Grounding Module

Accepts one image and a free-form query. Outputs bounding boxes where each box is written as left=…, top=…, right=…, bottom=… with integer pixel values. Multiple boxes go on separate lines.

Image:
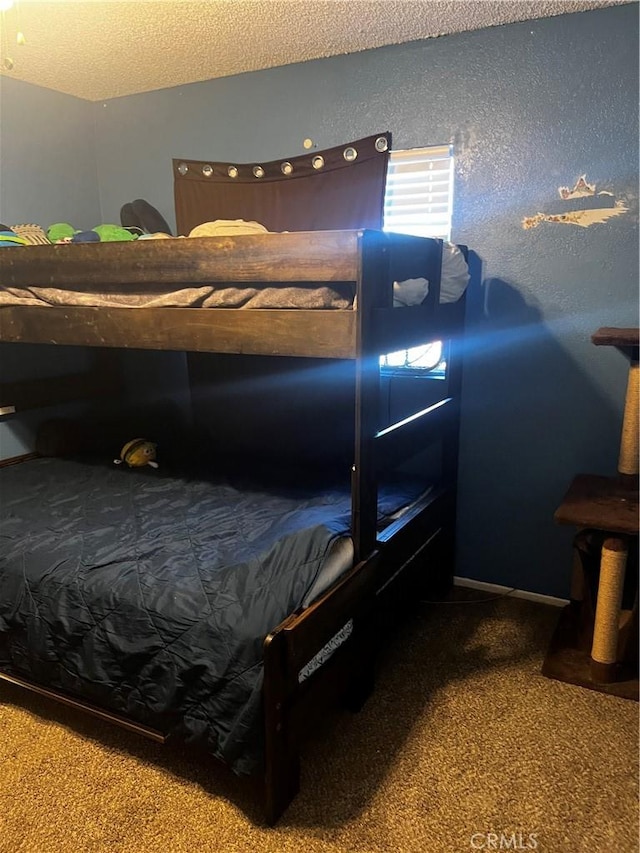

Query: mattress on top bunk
left=0, top=240, right=469, bottom=309
left=0, top=456, right=425, bottom=774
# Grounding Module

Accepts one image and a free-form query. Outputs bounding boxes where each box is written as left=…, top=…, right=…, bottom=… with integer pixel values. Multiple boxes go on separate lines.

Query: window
left=383, top=144, right=454, bottom=241
left=380, top=339, right=445, bottom=375
left=380, top=144, right=453, bottom=375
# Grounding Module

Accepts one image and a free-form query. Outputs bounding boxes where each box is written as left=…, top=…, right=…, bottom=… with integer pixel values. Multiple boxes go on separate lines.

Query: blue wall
left=1, top=5, right=637, bottom=595
left=0, top=77, right=100, bottom=227
left=0, top=78, right=100, bottom=458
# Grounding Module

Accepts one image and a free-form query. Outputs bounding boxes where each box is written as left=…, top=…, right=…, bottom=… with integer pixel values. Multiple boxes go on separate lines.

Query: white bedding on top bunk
left=0, top=241, right=469, bottom=310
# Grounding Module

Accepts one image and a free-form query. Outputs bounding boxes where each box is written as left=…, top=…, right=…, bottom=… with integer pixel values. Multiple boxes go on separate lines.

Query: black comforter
left=0, top=457, right=413, bottom=773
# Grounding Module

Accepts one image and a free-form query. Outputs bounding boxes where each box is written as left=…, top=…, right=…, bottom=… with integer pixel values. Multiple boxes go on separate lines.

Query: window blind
left=383, top=144, right=453, bottom=240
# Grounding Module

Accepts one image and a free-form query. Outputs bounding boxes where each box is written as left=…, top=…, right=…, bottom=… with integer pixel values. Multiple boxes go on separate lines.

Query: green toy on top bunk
left=0, top=198, right=173, bottom=248
left=48, top=222, right=137, bottom=243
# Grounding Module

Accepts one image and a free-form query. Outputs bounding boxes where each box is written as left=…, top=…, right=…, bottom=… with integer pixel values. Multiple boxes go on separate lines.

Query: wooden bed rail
left=0, top=302, right=452, bottom=358
left=0, top=231, right=362, bottom=287
left=0, top=305, right=451, bottom=359
left=0, top=230, right=442, bottom=290
left=0, top=305, right=359, bottom=358
left=0, top=670, right=167, bottom=742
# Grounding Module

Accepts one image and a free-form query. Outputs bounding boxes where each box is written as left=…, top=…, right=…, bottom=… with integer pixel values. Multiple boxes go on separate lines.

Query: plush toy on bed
left=47, top=222, right=137, bottom=244
left=114, top=439, right=158, bottom=469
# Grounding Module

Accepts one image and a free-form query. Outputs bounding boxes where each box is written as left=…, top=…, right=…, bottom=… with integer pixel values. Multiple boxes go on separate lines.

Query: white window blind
left=383, top=144, right=454, bottom=240
left=380, top=144, right=453, bottom=374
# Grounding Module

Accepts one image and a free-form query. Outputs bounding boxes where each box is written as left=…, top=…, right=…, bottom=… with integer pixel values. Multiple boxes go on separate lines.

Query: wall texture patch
left=523, top=203, right=628, bottom=229
left=559, top=174, right=612, bottom=200
left=523, top=174, right=628, bottom=229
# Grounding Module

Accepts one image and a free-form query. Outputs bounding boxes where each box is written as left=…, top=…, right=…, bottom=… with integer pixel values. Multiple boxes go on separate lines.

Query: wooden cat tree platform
left=543, top=327, right=639, bottom=700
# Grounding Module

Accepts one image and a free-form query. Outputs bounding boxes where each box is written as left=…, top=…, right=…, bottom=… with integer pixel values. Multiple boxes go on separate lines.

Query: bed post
left=438, top=279, right=467, bottom=594
left=352, top=230, right=390, bottom=563
left=346, top=230, right=392, bottom=712
left=262, top=621, right=300, bottom=825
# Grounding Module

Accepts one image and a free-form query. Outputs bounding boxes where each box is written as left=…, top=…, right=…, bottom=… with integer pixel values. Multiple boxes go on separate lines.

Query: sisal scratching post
left=591, top=537, right=628, bottom=683
left=618, top=360, right=639, bottom=478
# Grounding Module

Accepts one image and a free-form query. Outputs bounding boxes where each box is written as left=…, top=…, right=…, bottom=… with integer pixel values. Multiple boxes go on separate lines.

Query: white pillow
left=440, top=242, right=470, bottom=303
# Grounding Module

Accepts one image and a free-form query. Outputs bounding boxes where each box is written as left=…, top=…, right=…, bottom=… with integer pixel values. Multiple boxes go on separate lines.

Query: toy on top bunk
left=0, top=221, right=145, bottom=246
left=114, top=438, right=159, bottom=470
left=0, top=199, right=173, bottom=248
left=47, top=222, right=139, bottom=244
left=44, top=197, right=175, bottom=243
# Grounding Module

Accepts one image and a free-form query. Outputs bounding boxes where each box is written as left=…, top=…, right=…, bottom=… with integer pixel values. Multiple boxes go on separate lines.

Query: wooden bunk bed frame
left=0, top=228, right=466, bottom=824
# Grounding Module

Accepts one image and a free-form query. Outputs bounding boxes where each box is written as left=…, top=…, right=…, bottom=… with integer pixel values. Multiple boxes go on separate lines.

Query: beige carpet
left=0, top=593, right=637, bottom=853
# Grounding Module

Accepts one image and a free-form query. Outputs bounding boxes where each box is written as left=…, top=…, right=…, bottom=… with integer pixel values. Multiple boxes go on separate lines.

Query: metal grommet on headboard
left=252, top=165, right=265, bottom=178
left=374, top=136, right=388, bottom=152
left=177, top=162, right=189, bottom=175
left=227, top=166, right=238, bottom=178
left=343, top=147, right=358, bottom=162
left=281, top=161, right=293, bottom=175
left=312, top=155, right=325, bottom=170
left=201, top=164, right=213, bottom=177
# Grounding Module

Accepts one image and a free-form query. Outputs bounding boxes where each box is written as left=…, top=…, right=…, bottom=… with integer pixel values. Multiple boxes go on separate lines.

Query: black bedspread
left=0, top=457, right=414, bottom=773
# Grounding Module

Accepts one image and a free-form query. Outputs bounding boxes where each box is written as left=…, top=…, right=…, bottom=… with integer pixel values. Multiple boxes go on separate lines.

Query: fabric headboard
left=173, top=132, right=391, bottom=235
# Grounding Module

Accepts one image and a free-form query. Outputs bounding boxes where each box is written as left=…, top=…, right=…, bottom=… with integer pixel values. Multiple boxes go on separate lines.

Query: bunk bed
left=0, top=227, right=467, bottom=823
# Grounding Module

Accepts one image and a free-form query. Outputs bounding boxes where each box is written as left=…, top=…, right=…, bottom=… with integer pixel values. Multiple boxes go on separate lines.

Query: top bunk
left=0, top=228, right=467, bottom=359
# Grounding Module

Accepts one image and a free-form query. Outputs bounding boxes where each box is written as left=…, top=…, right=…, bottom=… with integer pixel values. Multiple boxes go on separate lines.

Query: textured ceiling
left=0, top=0, right=629, bottom=101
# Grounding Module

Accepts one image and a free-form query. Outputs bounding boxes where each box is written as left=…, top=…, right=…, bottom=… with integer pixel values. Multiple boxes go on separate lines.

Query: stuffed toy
left=46, top=222, right=76, bottom=243
left=92, top=224, right=136, bottom=242
left=47, top=222, right=137, bottom=244
left=114, top=439, right=158, bottom=469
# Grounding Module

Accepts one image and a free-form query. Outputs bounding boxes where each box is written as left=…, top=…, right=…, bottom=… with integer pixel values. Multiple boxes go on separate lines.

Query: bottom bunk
left=0, top=454, right=428, bottom=772
left=0, top=447, right=454, bottom=822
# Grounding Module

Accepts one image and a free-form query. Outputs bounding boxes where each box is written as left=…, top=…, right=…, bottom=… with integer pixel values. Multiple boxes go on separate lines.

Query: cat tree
left=543, top=327, right=639, bottom=699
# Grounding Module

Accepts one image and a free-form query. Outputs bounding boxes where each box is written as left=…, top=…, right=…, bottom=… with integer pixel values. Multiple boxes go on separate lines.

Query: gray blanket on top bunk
left=0, top=280, right=356, bottom=309
left=0, top=240, right=468, bottom=308
left=0, top=457, right=417, bottom=773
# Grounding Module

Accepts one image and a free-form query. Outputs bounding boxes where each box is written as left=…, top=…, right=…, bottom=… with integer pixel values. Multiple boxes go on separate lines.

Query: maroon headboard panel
left=173, top=132, right=391, bottom=235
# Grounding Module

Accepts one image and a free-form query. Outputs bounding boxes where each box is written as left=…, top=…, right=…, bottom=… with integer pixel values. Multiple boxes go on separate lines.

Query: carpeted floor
left=0, top=592, right=637, bottom=853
